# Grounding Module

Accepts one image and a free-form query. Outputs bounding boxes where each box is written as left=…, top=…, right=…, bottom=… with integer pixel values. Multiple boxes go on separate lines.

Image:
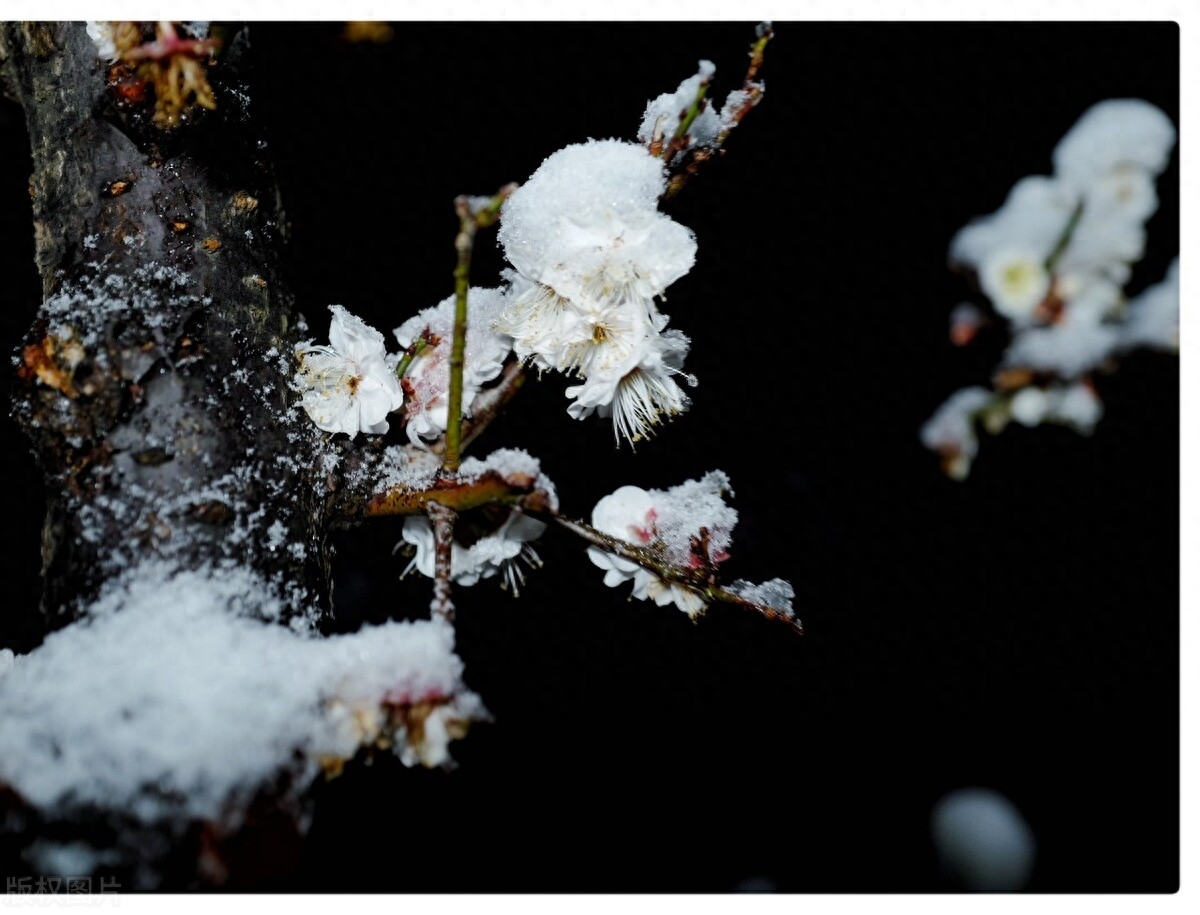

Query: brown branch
left=427, top=501, right=456, bottom=622
left=550, top=514, right=803, bottom=636
left=663, top=21, right=773, bottom=202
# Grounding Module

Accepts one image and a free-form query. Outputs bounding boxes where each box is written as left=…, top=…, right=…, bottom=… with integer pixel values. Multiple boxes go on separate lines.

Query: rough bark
left=0, top=22, right=341, bottom=629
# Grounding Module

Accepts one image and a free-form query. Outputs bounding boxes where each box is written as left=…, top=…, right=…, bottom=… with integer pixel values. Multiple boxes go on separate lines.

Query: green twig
left=1044, top=201, right=1085, bottom=274
left=444, top=184, right=518, bottom=473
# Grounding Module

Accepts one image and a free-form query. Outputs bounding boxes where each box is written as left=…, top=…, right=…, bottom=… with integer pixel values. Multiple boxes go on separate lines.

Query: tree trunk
left=0, top=22, right=344, bottom=629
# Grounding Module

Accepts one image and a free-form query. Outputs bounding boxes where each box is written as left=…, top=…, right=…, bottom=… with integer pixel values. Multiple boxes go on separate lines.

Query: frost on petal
left=588, top=472, right=738, bottom=617
left=1052, top=99, right=1176, bottom=191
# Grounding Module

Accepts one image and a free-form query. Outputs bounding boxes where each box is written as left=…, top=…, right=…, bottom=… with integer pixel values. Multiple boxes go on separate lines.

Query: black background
left=0, top=21, right=1180, bottom=893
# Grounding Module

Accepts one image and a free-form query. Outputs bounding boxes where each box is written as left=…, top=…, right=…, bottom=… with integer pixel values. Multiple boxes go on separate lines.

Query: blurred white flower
left=294, top=305, right=405, bottom=438
left=919, top=387, right=995, bottom=481
left=1052, top=98, right=1176, bottom=191
left=978, top=247, right=1051, bottom=320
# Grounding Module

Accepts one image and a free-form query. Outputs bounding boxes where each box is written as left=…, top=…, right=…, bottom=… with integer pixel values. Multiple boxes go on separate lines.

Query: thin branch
left=663, top=21, right=773, bottom=201
left=427, top=501, right=456, bottom=622
left=550, top=514, right=803, bottom=636
left=365, top=469, right=544, bottom=518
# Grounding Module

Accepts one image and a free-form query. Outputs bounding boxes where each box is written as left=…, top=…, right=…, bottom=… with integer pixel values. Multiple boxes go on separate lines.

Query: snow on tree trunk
left=1, top=22, right=333, bottom=627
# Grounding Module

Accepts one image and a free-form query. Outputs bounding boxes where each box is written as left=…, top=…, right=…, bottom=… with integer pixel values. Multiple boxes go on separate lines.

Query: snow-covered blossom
left=497, top=139, right=700, bottom=444
left=393, top=287, right=513, bottom=446
left=294, top=305, right=405, bottom=438
left=499, top=139, right=696, bottom=306
left=638, top=60, right=721, bottom=154
left=587, top=471, right=737, bottom=618
left=925, top=98, right=1177, bottom=479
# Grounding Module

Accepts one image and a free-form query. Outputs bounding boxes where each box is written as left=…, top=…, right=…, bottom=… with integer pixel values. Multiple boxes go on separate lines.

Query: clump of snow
left=0, top=560, right=486, bottom=846
left=457, top=446, right=559, bottom=512
left=726, top=578, right=797, bottom=619
left=0, top=647, right=14, bottom=678
left=86, top=21, right=116, bottom=60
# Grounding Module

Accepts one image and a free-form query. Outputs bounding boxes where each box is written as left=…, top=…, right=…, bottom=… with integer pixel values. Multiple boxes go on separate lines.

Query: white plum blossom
left=587, top=471, right=738, bottom=619
left=919, top=387, right=996, bottom=481
left=294, top=305, right=405, bottom=438
left=977, top=247, right=1052, bottom=321
left=1119, top=257, right=1179, bottom=353
left=396, top=449, right=555, bottom=595
left=1052, top=98, right=1177, bottom=191
left=399, top=510, right=546, bottom=595
left=497, top=139, right=700, bottom=444
left=925, top=98, right=1177, bottom=478
left=393, top=287, right=513, bottom=446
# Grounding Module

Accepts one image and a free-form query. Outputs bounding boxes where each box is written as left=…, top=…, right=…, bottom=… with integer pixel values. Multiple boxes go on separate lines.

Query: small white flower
left=294, top=305, right=405, bottom=438
left=978, top=247, right=1052, bottom=320
left=399, top=510, right=545, bottom=596
left=393, top=288, right=514, bottom=447
left=566, top=327, right=694, bottom=446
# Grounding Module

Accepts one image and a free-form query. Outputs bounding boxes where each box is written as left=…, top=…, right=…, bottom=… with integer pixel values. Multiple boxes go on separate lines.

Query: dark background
left=0, top=21, right=1180, bottom=892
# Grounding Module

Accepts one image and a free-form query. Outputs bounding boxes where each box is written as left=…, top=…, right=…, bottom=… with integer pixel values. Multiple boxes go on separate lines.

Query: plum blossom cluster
left=921, top=99, right=1179, bottom=480
left=292, top=58, right=758, bottom=449
left=287, top=49, right=792, bottom=622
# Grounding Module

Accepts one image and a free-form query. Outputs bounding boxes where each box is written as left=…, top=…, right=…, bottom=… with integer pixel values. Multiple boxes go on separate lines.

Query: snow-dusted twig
left=661, top=21, right=773, bottom=201
left=551, top=513, right=803, bottom=635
